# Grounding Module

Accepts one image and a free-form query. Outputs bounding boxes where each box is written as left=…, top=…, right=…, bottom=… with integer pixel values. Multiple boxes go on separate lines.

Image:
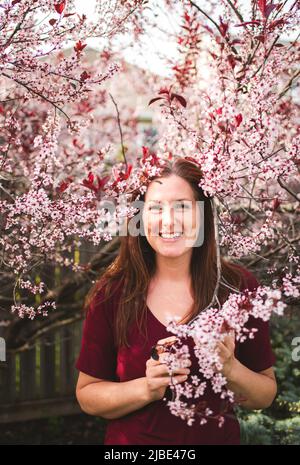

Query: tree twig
left=1, top=72, right=70, bottom=120
left=109, top=93, right=128, bottom=168
left=189, top=0, right=238, bottom=55
left=6, top=313, right=83, bottom=354
left=277, top=175, right=300, bottom=202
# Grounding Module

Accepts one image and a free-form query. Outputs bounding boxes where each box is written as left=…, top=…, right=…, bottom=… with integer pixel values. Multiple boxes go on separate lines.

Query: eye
left=174, top=202, right=190, bottom=210
left=148, top=204, right=162, bottom=212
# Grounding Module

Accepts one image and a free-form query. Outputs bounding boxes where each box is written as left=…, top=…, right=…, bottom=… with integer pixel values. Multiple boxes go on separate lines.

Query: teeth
left=160, top=233, right=182, bottom=239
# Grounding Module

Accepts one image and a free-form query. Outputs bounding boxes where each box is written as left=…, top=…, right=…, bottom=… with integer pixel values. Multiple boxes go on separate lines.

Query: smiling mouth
left=159, top=232, right=183, bottom=240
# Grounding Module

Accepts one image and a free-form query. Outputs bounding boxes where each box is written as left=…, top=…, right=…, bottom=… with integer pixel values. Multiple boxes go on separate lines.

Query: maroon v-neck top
left=75, top=266, right=276, bottom=445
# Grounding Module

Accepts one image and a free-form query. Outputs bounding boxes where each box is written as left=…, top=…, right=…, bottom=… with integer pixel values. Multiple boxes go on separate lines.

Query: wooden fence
left=0, top=236, right=120, bottom=424
left=0, top=318, right=84, bottom=424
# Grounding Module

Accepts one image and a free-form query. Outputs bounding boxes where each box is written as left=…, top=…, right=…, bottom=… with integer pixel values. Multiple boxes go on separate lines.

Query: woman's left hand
left=215, top=333, right=237, bottom=379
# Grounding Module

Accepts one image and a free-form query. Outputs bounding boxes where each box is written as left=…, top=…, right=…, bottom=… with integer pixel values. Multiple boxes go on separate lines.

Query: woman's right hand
left=145, top=339, right=191, bottom=402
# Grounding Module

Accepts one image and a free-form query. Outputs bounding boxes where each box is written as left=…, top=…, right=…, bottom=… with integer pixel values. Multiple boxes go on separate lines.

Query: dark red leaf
left=96, top=175, right=110, bottom=191
left=255, top=33, right=266, bottom=43
left=209, top=52, right=218, bottom=60
left=171, top=93, right=187, bottom=107
left=203, top=25, right=214, bottom=34
left=81, top=171, right=109, bottom=194
left=268, top=18, right=286, bottom=31
left=142, top=146, right=150, bottom=160
left=219, top=17, right=228, bottom=37
left=148, top=97, right=164, bottom=106
left=54, top=2, right=65, bottom=15
left=80, top=71, right=90, bottom=81
left=235, top=113, right=243, bottom=127
left=58, top=177, right=73, bottom=193
left=74, top=40, right=87, bottom=53
left=231, top=39, right=243, bottom=45
left=257, top=1, right=279, bottom=19
left=126, top=164, right=132, bottom=178
left=72, top=138, right=84, bottom=149
left=158, top=88, right=170, bottom=95
left=258, top=0, right=267, bottom=16
left=234, top=20, right=261, bottom=27
left=217, top=122, right=226, bottom=132
left=272, top=198, right=281, bottom=211
left=100, top=50, right=112, bottom=61
left=227, top=54, right=236, bottom=69
left=49, top=18, right=57, bottom=26
left=265, top=3, right=278, bottom=18
left=184, top=12, right=190, bottom=22
left=231, top=214, right=244, bottom=225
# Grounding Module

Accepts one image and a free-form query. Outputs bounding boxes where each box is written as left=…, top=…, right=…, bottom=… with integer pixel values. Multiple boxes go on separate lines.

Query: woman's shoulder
left=94, top=276, right=123, bottom=303
left=86, top=276, right=124, bottom=321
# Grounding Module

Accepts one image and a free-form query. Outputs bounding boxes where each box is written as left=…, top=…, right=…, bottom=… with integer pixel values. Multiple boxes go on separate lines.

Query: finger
left=156, top=373, right=189, bottom=386
left=158, top=352, right=192, bottom=369
left=153, top=364, right=191, bottom=377
left=146, top=357, right=164, bottom=368
left=223, top=335, right=235, bottom=350
left=146, top=358, right=191, bottom=378
left=156, top=336, right=179, bottom=345
left=169, top=374, right=189, bottom=385
left=216, top=341, right=231, bottom=359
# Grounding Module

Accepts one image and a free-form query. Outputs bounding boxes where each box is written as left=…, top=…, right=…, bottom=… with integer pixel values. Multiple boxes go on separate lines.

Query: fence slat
left=0, top=317, right=84, bottom=423
left=0, top=352, right=16, bottom=404
left=40, top=331, right=56, bottom=398
left=60, top=325, right=75, bottom=396
left=73, top=321, right=83, bottom=388
left=20, top=346, right=36, bottom=401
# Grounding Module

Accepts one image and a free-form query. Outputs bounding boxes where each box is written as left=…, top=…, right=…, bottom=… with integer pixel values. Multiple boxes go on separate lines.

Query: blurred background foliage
left=238, top=310, right=300, bottom=445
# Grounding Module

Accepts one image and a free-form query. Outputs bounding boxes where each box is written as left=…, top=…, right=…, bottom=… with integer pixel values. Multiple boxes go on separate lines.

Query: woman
left=75, top=157, right=277, bottom=445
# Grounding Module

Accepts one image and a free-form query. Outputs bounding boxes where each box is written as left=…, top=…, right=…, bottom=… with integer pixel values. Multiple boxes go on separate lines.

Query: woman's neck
left=154, top=251, right=192, bottom=283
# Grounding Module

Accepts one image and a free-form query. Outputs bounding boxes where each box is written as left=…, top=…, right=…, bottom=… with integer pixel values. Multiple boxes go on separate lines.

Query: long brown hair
left=84, top=157, right=243, bottom=349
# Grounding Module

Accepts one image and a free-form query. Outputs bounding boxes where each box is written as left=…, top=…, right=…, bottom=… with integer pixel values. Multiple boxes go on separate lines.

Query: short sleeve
left=75, top=287, right=118, bottom=381
left=236, top=315, right=276, bottom=372
left=234, top=266, right=277, bottom=372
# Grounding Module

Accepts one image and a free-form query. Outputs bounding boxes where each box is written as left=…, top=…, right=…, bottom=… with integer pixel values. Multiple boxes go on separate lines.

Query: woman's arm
left=217, top=335, right=277, bottom=410
left=76, top=372, right=152, bottom=420
left=76, top=357, right=190, bottom=420
left=225, top=362, right=277, bottom=409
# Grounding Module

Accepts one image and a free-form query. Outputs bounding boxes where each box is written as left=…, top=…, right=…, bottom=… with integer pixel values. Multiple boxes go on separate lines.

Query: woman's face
left=142, top=174, right=201, bottom=258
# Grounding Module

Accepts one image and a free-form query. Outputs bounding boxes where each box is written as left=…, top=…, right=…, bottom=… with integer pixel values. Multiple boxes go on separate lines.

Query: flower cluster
left=104, top=146, right=167, bottom=199
left=160, top=282, right=289, bottom=427
left=11, top=301, right=56, bottom=320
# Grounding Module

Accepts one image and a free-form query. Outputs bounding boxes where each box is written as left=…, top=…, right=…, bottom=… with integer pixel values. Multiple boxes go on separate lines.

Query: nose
left=160, top=204, right=175, bottom=231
